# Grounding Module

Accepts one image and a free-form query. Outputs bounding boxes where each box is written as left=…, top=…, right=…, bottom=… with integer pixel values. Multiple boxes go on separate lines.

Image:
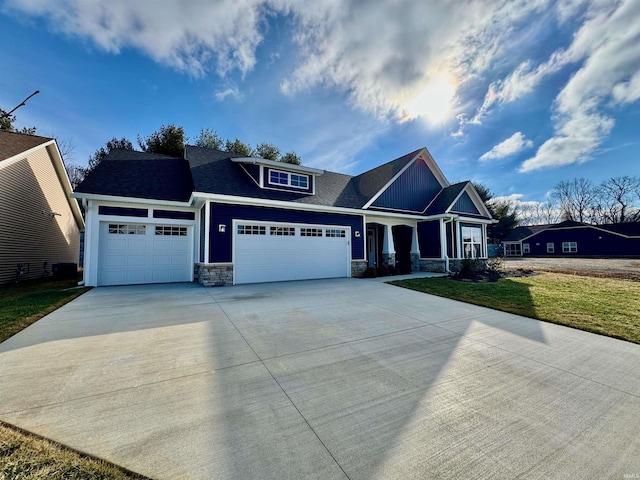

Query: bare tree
left=550, top=178, right=598, bottom=223
left=64, top=163, right=86, bottom=190
left=596, top=176, right=640, bottom=223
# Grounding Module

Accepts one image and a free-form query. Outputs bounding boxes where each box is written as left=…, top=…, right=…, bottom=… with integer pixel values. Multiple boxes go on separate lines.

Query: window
left=155, top=226, right=187, bottom=236
left=547, top=242, right=555, bottom=253
left=325, top=229, right=346, bottom=238
left=522, top=243, right=530, bottom=254
left=268, top=169, right=309, bottom=189
left=108, top=224, right=146, bottom=235
left=300, top=228, right=323, bottom=237
left=562, top=241, right=577, bottom=253
left=504, top=243, right=521, bottom=256
left=237, top=225, right=266, bottom=235
left=270, top=226, right=295, bottom=236
left=461, top=226, right=482, bottom=258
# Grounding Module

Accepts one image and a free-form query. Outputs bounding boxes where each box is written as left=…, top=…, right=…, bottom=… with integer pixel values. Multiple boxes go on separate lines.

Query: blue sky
left=1, top=0, right=639, bottom=207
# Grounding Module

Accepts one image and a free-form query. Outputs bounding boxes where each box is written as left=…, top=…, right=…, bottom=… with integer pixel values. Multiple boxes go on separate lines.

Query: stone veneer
left=195, top=263, right=233, bottom=286
left=351, top=260, right=368, bottom=277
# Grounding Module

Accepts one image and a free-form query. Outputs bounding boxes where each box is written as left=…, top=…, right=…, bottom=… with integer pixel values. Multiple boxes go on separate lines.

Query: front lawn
left=390, top=272, right=640, bottom=344
left=0, top=276, right=90, bottom=343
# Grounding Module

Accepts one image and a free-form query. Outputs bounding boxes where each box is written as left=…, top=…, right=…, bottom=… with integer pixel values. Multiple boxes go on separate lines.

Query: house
left=502, top=220, right=640, bottom=257
left=73, top=146, right=494, bottom=287
left=0, top=131, right=85, bottom=284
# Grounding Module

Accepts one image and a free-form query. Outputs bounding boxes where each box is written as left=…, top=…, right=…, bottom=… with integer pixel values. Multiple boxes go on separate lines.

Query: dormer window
left=269, top=169, right=309, bottom=190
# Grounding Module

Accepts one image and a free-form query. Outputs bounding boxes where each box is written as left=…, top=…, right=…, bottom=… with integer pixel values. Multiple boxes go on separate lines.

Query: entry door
left=367, top=228, right=377, bottom=267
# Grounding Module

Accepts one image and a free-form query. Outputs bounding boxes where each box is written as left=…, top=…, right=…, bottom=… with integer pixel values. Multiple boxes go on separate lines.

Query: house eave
left=231, top=157, right=324, bottom=175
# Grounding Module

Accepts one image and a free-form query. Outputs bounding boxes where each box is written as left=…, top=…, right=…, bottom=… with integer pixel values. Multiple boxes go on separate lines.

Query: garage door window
left=301, top=227, right=323, bottom=237
left=155, top=226, right=188, bottom=236
left=237, top=225, right=266, bottom=235
left=108, top=224, right=146, bottom=235
left=270, top=226, right=295, bottom=236
left=326, top=229, right=346, bottom=238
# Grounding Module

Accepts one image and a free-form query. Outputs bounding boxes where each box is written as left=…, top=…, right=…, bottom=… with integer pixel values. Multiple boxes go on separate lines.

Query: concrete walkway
left=1, top=279, right=639, bottom=479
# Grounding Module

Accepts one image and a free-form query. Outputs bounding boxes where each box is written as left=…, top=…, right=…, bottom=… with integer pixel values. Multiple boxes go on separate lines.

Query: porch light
left=354, top=231, right=361, bottom=238
left=218, top=224, right=226, bottom=233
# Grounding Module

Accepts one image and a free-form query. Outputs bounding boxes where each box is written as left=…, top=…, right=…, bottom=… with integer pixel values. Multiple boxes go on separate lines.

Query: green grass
left=0, top=276, right=90, bottom=343
left=390, top=272, right=640, bottom=344
left=0, top=423, right=147, bottom=479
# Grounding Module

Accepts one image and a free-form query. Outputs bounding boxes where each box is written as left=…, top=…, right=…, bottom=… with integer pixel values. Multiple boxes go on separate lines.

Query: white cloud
left=479, top=132, right=533, bottom=162
left=214, top=85, right=242, bottom=102
left=520, top=0, right=640, bottom=171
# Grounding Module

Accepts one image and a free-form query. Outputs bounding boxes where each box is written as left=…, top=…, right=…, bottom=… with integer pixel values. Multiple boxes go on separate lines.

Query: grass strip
left=390, top=272, right=640, bottom=344
left=0, top=277, right=90, bottom=343
left=0, top=422, right=148, bottom=480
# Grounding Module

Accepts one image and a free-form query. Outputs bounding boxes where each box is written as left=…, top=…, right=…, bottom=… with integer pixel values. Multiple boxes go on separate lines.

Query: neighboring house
left=0, top=131, right=85, bottom=284
left=73, top=146, right=494, bottom=287
left=502, top=220, right=640, bottom=257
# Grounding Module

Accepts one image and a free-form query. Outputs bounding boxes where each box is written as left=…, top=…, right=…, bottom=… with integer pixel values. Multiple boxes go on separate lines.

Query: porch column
left=482, top=224, right=488, bottom=258
left=204, top=201, right=210, bottom=264
left=411, top=225, right=420, bottom=271
left=439, top=219, right=447, bottom=259
left=456, top=221, right=462, bottom=259
left=382, top=224, right=396, bottom=267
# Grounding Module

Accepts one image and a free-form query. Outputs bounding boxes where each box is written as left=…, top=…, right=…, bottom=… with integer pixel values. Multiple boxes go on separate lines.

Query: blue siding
left=242, top=164, right=260, bottom=185
left=451, top=192, right=480, bottom=215
left=372, top=158, right=442, bottom=212
left=153, top=209, right=195, bottom=220
left=417, top=221, right=441, bottom=258
left=98, top=206, right=147, bottom=217
left=523, top=227, right=640, bottom=256
left=208, top=203, right=365, bottom=262
left=265, top=167, right=314, bottom=194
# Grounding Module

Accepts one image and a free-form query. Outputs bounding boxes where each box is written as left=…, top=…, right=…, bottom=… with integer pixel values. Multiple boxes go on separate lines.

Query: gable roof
left=0, top=131, right=52, bottom=162
left=503, top=224, right=553, bottom=242
left=186, top=145, right=363, bottom=208
left=75, top=150, right=194, bottom=202
left=424, top=182, right=467, bottom=215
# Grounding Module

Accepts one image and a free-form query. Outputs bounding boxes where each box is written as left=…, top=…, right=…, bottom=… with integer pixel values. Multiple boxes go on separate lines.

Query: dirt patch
left=503, top=258, right=640, bottom=282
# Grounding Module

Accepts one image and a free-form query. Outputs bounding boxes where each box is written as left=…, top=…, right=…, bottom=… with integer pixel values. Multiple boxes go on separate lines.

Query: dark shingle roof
left=186, top=145, right=366, bottom=208
left=424, top=182, right=467, bottom=215
left=503, top=224, right=553, bottom=242
left=0, top=130, right=52, bottom=161
left=349, top=149, right=421, bottom=205
left=76, top=150, right=194, bottom=202
left=598, top=222, right=640, bottom=236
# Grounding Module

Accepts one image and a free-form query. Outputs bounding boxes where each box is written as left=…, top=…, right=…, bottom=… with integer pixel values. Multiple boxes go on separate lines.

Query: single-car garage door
left=98, top=222, right=192, bottom=286
left=234, top=221, right=351, bottom=284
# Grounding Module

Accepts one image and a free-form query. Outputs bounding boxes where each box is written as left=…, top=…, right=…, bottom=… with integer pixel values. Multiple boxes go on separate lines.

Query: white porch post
left=482, top=224, right=488, bottom=258
left=456, top=221, right=462, bottom=259
left=411, top=224, right=420, bottom=272
left=204, top=201, right=210, bottom=264
left=439, top=219, right=447, bottom=259
left=382, top=224, right=395, bottom=266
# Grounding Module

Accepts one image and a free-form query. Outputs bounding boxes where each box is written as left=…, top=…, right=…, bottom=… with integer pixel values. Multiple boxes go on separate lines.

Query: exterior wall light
left=218, top=224, right=226, bottom=233
left=354, top=231, right=361, bottom=238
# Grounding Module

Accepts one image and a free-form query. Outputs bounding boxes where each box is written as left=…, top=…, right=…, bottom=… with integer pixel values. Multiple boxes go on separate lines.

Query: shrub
left=458, top=258, right=482, bottom=280
left=485, top=257, right=504, bottom=274
left=362, top=267, right=377, bottom=278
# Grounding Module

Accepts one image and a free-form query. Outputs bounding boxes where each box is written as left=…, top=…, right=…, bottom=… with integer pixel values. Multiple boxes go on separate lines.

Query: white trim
left=230, top=157, right=324, bottom=175
left=267, top=168, right=310, bottom=190
left=72, top=192, right=192, bottom=207
left=437, top=182, right=493, bottom=219
left=239, top=164, right=261, bottom=188
left=362, top=148, right=451, bottom=210
left=204, top=201, right=210, bottom=264
left=366, top=205, right=426, bottom=215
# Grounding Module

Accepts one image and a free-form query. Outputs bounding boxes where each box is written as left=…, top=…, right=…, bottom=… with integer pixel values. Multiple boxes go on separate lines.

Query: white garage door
left=98, top=222, right=192, bottom=286
left=234, top=222, right=351, bottom=284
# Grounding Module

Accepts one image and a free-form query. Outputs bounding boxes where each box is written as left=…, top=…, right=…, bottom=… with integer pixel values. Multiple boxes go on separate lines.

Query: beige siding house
left=0, top=131, right=84, bottom=284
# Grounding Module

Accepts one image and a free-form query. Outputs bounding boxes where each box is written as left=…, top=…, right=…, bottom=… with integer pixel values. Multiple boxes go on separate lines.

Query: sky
left=1, top=0, right=639, bottom=206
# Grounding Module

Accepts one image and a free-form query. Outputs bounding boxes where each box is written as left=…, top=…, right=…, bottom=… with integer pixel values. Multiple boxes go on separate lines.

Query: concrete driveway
left=1, top=279, right=639, bottom=479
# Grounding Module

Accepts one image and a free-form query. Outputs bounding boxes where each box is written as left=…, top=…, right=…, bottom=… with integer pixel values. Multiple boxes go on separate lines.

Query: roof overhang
left=44, top=141, right=85, bottom=230
left=71, top=192, right=194, bottom=208
left=231, top=157, right=324, bottom=175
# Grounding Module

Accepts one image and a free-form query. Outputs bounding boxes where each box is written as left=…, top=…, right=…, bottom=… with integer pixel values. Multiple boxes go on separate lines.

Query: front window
left=562, top=241, right=577, bottom=253
left=522, top=243, right=530, bottom=254
left=504, top=243, right=522, bottom=256
left=461, top=226, right=482, bottom=258
left=268, top=169, right=309, bottom=189
left=547, top=242, right=555, bottom=253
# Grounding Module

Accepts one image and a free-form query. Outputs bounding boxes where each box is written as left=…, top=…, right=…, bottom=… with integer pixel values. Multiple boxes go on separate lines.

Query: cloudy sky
left=1, top=0, right=639, bottom=203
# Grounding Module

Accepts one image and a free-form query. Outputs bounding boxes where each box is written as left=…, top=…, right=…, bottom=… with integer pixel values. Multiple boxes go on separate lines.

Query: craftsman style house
left=74, top=146, right=493, bottom=286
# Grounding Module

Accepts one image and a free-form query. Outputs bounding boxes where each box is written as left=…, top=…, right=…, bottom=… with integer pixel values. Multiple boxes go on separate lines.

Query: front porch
left=365, top=217, right=489, bottom=274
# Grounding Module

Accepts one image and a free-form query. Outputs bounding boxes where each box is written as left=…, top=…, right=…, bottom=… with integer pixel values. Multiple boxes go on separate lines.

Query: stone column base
left=195, top=263, right=233, bottom=286
left=381, top=252, right=396, bottom=267
left=351, top=260, right=368, bottom=277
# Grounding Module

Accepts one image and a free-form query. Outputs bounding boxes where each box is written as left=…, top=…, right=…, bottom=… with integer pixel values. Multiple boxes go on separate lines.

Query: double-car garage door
left=234, top=221, right=351, bottom=284
left=98, top=222, right=192, bottom=286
